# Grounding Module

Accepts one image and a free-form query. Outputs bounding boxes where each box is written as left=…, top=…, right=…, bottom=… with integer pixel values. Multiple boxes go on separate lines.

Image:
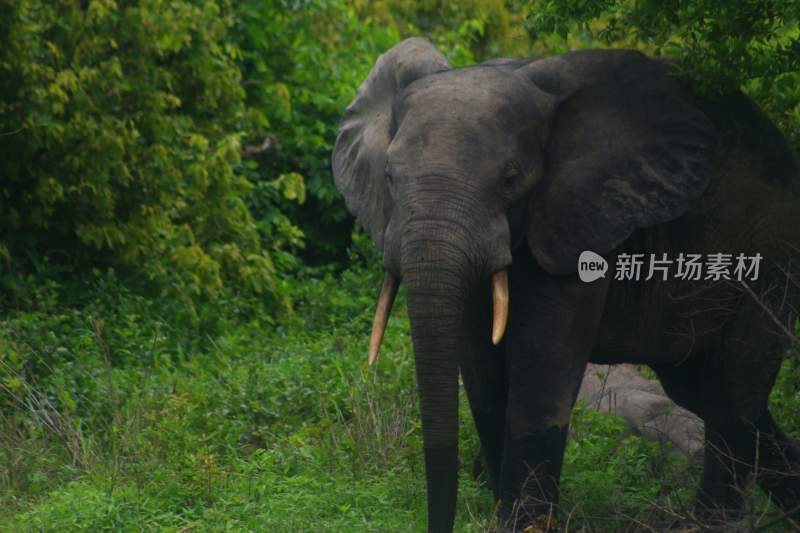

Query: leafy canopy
left=0, top=0, right=528, bottom=308
left=0, top=0, right=286, bottom=305
left=521, top=0, right=800, bottom=145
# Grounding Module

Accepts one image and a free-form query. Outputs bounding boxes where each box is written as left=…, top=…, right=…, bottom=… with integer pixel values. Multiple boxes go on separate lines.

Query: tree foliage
left=0, top=0, right=283, bottom=305
left=231, top=1, right=400, bottom=263
left=522, top=0, right=800, bottom=144
left=358, top=0, right=531, bottom=63
left=0, top=0, right=526, bottom=307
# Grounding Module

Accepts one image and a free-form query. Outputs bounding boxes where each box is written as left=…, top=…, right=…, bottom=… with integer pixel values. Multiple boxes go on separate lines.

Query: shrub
left=0, top=0, right=296, bottom=306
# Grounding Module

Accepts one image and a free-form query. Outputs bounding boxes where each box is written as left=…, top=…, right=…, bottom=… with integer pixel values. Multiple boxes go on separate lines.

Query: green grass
left=2, top=255, right=799, bottom=532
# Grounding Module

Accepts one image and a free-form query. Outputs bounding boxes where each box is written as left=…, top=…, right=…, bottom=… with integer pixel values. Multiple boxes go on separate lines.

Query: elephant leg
left=733, top=257, right=800, bottom=510
left=711, top=278, right=799, bottom=516
left=496, top=249, right=609, bottom=528
left=651, top=356, right=748, bottom=517
left=689, top=407, right=800, bottom=523
left=654, top=355, right=773, bottom=522
left=653, top=286, right=792, bottom=523
left=699, top=418, right=760, bottom=518
left=460, top=283, right=508, bottom=497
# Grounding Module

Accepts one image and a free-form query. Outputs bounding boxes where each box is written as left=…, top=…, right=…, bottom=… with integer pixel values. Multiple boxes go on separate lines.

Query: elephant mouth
left=367, top=269, right=509, bottom=365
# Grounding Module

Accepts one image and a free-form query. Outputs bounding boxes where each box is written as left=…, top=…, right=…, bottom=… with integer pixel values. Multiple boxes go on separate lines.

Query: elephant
left=331, top=37, right=800, bottom=532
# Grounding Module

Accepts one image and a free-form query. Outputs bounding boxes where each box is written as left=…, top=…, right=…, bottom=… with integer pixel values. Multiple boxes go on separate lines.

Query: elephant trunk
left=402, top=226, right=476, bottom=533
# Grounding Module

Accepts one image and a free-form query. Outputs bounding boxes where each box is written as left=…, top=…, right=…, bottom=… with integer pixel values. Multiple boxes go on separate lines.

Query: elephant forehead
left=399, top=68, right=541, bottom=123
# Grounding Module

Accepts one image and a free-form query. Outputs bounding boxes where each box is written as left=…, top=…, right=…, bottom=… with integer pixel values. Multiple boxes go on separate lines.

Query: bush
left=0, top=0, right=297, bottom=306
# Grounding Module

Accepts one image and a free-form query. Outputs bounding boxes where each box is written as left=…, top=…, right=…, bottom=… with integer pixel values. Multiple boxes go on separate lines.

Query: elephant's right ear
left=332, top=38, right=451, bottom=249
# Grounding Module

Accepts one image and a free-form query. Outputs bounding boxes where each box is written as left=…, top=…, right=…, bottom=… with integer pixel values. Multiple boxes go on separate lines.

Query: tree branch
left=241, top=134, right=276, bottom=158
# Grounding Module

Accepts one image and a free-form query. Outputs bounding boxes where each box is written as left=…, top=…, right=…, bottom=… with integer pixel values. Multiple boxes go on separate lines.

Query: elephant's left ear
left=516, top=51, right=718, bottom=274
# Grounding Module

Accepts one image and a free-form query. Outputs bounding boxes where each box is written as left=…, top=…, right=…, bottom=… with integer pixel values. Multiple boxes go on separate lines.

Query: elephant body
left=597, top=89, right=798, bottom=361
left=596, top=91, right=799, bottom=400
left=332, top=38, right=800, bottom=532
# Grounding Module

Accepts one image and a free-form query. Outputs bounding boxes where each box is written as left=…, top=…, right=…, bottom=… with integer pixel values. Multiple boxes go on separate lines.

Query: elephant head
left=332, top=38, right=716, bottom=532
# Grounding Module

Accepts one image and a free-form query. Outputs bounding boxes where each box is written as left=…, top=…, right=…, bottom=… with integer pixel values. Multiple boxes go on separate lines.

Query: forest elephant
left=331, top=37, right=800, bottom=532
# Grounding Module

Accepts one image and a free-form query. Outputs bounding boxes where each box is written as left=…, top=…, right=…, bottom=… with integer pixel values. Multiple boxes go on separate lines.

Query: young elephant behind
left=332, top=37, right=800, bottom=532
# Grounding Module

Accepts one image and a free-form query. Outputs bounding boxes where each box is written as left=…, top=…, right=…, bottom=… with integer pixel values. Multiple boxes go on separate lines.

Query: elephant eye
left=502, top=162, right=522, bottom=192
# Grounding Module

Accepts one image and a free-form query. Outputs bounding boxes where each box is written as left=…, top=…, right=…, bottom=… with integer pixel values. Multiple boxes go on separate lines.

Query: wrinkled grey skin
left=332, top=38, right=800, bottom=532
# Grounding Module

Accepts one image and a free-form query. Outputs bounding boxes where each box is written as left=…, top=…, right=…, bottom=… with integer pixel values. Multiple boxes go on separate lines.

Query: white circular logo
left=578, top=251, right=608, bottom=283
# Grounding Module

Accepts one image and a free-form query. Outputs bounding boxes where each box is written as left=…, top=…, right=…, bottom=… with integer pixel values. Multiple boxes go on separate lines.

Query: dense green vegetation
left=523, top=0, right=800, bottom=144
left=1, top=0, right=800, bottom=531
left=0, top=251, right=697, bottom=531
left=0, top=0, right=530, bottom=304
left=4, top=250, right=800, bottom=531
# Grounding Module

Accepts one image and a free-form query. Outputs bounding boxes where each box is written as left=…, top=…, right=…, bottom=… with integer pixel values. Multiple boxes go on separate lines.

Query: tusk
left=491, top=270, right=509, bottom=345
left=368, top=272, right=399, bottom=365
